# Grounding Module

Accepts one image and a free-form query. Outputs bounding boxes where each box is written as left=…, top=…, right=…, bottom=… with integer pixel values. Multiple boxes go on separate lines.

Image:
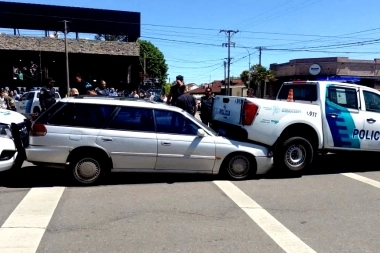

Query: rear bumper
left=211, top=121, right=248, bottom=141
left=25, top=145, right=69, bottom=164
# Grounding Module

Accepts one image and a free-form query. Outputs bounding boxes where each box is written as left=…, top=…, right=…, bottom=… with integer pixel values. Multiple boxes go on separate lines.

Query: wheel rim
left=285, top=144, right=306, bottom=170
left=74, top=158, right=101, bottom=184
left=227, top=155, right=250, bottom=178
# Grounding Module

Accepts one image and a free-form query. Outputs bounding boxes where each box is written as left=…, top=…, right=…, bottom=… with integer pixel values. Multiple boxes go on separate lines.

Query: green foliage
left=162, top=83, right=172, bottom=96
left=240, top=64, right=276, bottom=97
left=139, top=40, right=168, bottom=86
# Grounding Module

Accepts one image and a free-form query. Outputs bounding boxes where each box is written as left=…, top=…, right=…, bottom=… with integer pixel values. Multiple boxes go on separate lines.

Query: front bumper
left=256, top=156, right=274, bottom=174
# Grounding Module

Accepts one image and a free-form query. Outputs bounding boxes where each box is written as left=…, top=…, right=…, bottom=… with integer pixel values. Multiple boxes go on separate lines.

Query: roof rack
left=72, top=95, right=158, bottom=103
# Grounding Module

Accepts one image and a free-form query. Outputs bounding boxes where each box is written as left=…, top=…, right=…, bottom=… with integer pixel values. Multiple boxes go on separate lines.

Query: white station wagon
left=26, top=96, right=273, bottom=185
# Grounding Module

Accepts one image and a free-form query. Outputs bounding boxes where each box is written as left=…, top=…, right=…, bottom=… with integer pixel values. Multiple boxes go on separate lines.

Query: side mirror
left=197, top=128, right=206, bottom=137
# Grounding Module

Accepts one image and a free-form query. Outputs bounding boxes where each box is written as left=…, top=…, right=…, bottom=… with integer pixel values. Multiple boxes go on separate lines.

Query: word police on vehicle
left=353, top=129, right=380, bottom=141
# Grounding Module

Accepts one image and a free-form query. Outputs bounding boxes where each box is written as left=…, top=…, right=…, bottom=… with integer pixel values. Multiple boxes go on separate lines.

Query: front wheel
left=224, top=153, right=255, bottom=180
left=275, top=137, right=314, bottom=173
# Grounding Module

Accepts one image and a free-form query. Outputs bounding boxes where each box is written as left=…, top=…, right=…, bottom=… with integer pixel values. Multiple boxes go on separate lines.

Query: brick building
left=0, top=1, right=141, bottom=95
left=270, top=57, right=380, bottom=95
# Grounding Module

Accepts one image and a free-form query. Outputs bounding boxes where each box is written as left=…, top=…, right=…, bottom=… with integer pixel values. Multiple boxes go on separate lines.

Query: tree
left=162, top=83, right=172, bottom=96
left=240, top=64, right=276, bottom=97
left=139, top=40, right=168, bottom=86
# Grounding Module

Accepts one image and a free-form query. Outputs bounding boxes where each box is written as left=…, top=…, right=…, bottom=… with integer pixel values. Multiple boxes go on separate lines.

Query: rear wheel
left=224, top=153, right=255, bottom=180
left=275, top=137, right=313, bottom=174
left=70, top=155, right=106, bottom=186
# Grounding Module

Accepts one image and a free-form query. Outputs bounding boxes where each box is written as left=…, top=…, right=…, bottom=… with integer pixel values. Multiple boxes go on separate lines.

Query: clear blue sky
left=2, top=0, right=380, bottom=85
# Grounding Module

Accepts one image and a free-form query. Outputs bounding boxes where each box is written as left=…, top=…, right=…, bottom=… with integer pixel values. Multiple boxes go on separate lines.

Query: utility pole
left=223, top=60, right=227, bottom=95
left=61, top=20, right=70, bottom=97
left=220, top=29, right=239, bottom=96
left=255, top=46, right=266, bottom=66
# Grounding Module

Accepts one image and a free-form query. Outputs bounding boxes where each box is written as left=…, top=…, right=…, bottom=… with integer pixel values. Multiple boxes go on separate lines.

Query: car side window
left=107, top=107, right=155, bottom=132
left=363, top=91, right=380, bottom=113
left=47, top=103, right=116, bottom=128
left=154, top=110, right=199, bottom=135
left=21, top=93, right=28, bottom=101
left=27, top=92, right=34, bottom=100
left=327, top=87, right=358, bottom=109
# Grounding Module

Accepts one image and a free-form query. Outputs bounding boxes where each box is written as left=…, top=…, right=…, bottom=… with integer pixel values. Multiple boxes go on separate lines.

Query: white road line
left=341, top=173, right=380, bottom=189
left=214, top=181, right=316, bottom=253
left=0, top=187, right=65, bottom=253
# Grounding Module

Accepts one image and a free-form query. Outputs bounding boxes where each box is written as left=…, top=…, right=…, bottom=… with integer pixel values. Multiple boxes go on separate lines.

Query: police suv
left=211, top=81, right=380, bottom=173
left=17, top=89, right=61, bottom=117
left=0, top=109, right=30, bottom=172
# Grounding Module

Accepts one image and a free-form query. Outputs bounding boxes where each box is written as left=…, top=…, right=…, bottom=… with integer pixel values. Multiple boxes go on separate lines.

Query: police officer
left=200, top=87, right=214, bottom=126
left=39, top=78, right=57, bottom=112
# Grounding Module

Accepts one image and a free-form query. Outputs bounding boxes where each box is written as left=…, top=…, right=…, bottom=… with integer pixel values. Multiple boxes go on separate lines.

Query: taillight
left=243, top=101, right=258, bottom=125
left=31, top=123, right=47, bottom=136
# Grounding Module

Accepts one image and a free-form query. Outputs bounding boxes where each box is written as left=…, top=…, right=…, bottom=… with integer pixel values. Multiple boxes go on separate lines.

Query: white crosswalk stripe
left=0, top=187, right=65, bottom=253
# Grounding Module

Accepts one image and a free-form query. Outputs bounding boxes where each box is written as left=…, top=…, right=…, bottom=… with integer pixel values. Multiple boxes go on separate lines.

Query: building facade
left=270, top=57, right=380, bottom=92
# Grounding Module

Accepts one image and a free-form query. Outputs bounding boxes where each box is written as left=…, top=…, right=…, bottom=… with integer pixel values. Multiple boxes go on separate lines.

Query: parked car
left=0, top=109, right=30, bottom=173
left=26, top=96, right=273, bottom=185
left=17, top=90, right=61, bottom=117
left=211, top=80, right=380, bottom=173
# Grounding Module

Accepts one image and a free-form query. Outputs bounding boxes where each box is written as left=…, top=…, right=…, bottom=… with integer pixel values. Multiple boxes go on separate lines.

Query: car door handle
left=327, top=113, right=339, bottom=118
left=161, top=141, right=171, bottom=146
left=101, top=137, right=113, bottom=142
left=367, top=118, right=376, bottom=123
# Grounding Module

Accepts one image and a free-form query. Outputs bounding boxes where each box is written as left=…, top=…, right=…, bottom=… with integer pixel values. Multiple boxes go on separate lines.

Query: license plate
left=219, top=109, right=230, bottom=116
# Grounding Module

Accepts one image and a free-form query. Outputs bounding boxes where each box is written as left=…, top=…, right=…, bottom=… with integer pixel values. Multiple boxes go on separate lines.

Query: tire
left=69, top=154, right=106, bottom=186
left=224, top=153, right=255, bottom=180
left=275, top=136, right=314, bottom=173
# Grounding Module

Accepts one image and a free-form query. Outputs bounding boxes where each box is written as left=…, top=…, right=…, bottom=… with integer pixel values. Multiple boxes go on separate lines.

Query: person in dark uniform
left=39, top=78, right=57, bottom=112
left=176, top=85, right=197, bottom=116
left=74, top=74, right=92, bottom=95
left=167, top=75, right=184, bottom=106
left=200, top=87, right=214, bottom=126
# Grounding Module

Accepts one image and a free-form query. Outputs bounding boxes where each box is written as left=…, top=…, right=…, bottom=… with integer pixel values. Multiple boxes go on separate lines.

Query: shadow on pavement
left=0, top=153, right=379, bottom=188
left=262, top=152, right=380, bottom=179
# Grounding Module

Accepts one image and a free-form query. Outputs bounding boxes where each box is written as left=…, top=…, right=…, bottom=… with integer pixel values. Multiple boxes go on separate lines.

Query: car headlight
left=0, top=123, right=12, bottom=138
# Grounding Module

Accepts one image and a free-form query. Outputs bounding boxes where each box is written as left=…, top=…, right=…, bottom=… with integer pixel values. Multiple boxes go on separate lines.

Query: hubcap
left=74, top=158, right=101, bottom=184
left=285, top=144, right=306, bottom=170
left=227, top=155, right=250, bottom=178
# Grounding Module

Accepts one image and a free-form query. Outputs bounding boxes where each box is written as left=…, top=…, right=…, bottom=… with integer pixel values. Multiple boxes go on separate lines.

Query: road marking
left=341, top=173, right=380, bottom=189
left=0, top=187, right=65, bottom=253
left=214, top=181, right=316, bottom=253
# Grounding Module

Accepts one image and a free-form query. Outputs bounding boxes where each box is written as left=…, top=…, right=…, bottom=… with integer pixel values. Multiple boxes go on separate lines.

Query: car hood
left=0, top=109, right=27, bottom=125
left=214, top=136, right=270, bottom=156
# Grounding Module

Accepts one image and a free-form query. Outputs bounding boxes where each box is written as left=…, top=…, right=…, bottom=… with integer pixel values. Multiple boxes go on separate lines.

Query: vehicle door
left=24, top=92, right=35, bottom=114
left=97, top=106, right=157, bottom=170
left=17, top=92, right=29, bottom=113
left=154, top=109, right=216, bottom=171
left=323, top=84, right=364, bottom=150
left=359, top=89, right=380, bottom=151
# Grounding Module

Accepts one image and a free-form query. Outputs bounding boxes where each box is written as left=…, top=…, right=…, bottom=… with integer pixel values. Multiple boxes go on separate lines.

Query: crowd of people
left=0, top=87, right=21, bottom=111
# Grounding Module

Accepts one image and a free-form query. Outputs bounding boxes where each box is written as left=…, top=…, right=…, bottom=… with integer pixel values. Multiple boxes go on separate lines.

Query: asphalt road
left=1, top=154, right=380, bottom=253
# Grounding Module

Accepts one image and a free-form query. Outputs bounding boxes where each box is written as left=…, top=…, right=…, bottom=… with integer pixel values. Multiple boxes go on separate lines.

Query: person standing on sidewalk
left=200, top=87, right=214, bottom=126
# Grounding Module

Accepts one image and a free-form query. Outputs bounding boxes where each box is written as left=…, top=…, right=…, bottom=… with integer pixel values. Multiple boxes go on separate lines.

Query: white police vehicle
left=212, top=81, right=380, bottom=173
left=17, top=89, right=61, bottom=117
left=0, top=109, right=30, bottom=172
